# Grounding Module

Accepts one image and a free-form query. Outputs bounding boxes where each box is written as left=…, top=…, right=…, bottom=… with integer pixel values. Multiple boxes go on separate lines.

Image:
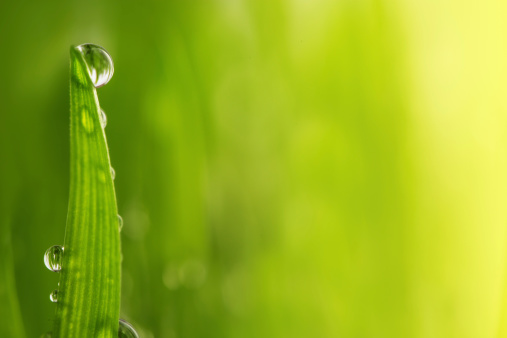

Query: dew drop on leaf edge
left=118, top=319, right=139, bottom=338
left=44, top=245, right=64, bottom=272
left=100, top=108, right=107, bottom=128
left=111, top=166, right=116, bottom=180
left=76, top=43, right=114, bottom=88
left=118, top=214, right=123, bottom=231
left=49, top=289, right=58, bottom=303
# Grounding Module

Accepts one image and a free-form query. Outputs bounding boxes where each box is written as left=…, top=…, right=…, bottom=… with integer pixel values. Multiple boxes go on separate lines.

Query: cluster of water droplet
left=40, top=44, right=137, bottom=337
left=43, top=245, right=64, bottom=303
left=75, top=44, right=123, bottom=232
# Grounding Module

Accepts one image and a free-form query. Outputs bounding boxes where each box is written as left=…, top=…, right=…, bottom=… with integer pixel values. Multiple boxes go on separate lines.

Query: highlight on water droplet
left=49, top=289, right=58, bottom=303
left=44, top=245, right=64, bottom=272
left=111, top=167, right=116, bottom=180
left=76, top=43, right=114, bottom=88
left=118, top=319, right=139, bottom=338
left=118, top=215, right=124, bottom=231
left=100, top=109, right=107, bottom=128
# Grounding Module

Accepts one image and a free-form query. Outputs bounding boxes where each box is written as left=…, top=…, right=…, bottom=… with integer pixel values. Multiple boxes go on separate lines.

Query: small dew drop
left=76, top=44, right=114, bottom=88
left=111, top=167, right=116, bottom=180
left=49, top=289, right=58, bottom=303
left=118, top=215, right=124, bottom=231
left=118, top=319, right=139, bottom=338
left=40, top=331, right=52, bottom=338
left=44, top=245, right=64, bottom=272
left=100, top=109, right=107, bottom=128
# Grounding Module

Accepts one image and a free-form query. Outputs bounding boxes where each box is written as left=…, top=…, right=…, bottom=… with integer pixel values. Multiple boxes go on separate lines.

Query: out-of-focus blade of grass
left=398, top=1, right=507, bottom=337
left=0, top=216, right=25, bottom=338
left=53, top=46, right=121, bottom=337
left=116, top=1, right=411, bottom=337
left=0, top=80, right=26, bottom=337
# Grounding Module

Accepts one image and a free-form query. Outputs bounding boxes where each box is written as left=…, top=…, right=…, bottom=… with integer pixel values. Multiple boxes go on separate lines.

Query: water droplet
left=40, top=331, right=52, bottom=338
left=49, top=289, right=58, bottom=303
left=118, top=215, right=124, bottom=231
left=76, top=44, right=114, bottom=88
left=111, top=167, right=116, bottom=180
left=118, top=319, right=139, bottom=338
left=44, top=245, right=64, bottom=272
left=100, top=109, right=107, bottom=128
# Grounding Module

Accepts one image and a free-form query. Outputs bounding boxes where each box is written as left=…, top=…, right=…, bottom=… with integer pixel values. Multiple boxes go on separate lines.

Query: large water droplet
left=118, top=215, right=124, bottom=231
left=44, top=245, right=64, bottom=272
left=76, top=44, right=114, bottom=88
left=100, top=109, right=107, bottom=128
left=118, top=319, right=139, bottom=338
left=49, top=289, right=58, bottom=303
left=111, top=167, right=116, bottom=180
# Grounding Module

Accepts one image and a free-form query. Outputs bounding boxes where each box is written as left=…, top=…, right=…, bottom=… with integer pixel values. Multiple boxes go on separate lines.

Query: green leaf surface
left=53, top=46, right=120, bottom=338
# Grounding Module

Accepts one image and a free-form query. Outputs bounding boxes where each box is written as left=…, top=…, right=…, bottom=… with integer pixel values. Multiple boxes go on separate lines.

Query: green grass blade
left=53, top=46, right=121, bottom=338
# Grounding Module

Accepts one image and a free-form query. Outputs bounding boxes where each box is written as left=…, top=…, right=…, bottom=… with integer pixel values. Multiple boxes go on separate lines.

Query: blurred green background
left=2, top=0, right=507, bottom=337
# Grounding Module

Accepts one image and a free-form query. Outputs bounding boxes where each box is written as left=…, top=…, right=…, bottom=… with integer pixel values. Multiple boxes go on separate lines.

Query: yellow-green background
left=1, top=1, right=507, bottom=337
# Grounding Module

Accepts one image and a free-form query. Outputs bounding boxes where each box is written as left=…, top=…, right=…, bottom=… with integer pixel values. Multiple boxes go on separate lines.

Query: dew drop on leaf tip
left=118, top=319, right=139, bottom=338
left=44, top=245, right=64, bottom=272
left=76, top=43, right=114, bottom=88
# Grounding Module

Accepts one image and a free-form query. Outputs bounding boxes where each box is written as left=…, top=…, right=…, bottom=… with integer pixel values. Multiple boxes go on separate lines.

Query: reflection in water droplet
left=50, top=289, right=58, bottom=303
left=76, top=44, right=114, bottom=88
left=100, top=109, right=107, bottom=128
left=44, top=245, right=64, bottom=272
left=118, top=319, right=139, bottom=338
left=81, top=108, right=94, bottom=133
left=111, top=167, right=116, bottom=180
left=118, top=215, right=124, bottom=231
